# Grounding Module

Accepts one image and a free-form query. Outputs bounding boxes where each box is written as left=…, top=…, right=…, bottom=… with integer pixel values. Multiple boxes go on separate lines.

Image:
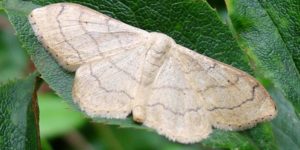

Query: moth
left=29, top=3, right=277, bottom=143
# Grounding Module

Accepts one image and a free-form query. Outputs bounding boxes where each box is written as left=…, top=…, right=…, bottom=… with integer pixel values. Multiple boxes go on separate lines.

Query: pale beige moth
left=28, top=3, right=277, bottom=143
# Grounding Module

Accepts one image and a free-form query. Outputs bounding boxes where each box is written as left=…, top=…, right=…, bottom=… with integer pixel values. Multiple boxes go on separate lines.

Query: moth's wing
left=175, top=45, right=277, bottom=130
left=73, top=45, right=146, bottom=118
left=143, top=56, right=212, bottom=143
left=29, top=3, right=149, bottom=71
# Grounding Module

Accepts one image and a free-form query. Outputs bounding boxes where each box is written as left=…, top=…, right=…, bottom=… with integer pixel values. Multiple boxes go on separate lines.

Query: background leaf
left=0, top=73, right=40, bottom=150
left=38, top=93, right=86, bottom=138
left=226, top=0, right=300, bottom=113
left=0, top=11, right=28, bottom=83
left=269, top=86, right=300, bottom=149
left=226, top=0, right=300, bottom=149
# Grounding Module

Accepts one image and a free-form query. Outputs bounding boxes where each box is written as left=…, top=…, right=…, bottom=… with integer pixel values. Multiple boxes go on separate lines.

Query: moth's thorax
left=133, top=32, right=175, bottom=123
left=141, top=32, right=175, bottom=85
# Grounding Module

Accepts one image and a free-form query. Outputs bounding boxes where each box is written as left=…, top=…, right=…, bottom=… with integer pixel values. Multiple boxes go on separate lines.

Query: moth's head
left=149, top=32, right=175, bottom=53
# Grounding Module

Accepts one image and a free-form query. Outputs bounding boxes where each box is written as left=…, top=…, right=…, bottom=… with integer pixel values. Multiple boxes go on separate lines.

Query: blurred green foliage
left=0, top=11, right=28, bottom=83
left=38, top=93, right=86, bottom=139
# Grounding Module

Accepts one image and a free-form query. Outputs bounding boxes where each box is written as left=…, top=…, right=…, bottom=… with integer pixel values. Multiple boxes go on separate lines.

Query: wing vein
left=207, top=84, right=259, bottom=111
left=56, top=4, right=83, bottom=60
left=88, top=63, right=134, bottom=99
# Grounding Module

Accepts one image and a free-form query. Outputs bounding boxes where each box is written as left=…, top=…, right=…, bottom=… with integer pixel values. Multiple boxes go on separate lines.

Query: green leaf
left=38, top=93, right=86, bottom=138
left=3, top=0, right=279, bottom=149
left=255, top=0, right=300, bottom=71
left=0, top=1, right=3, bottom=11
left=269, top=86, right=300, bottom=149
left=202, top=130, right=258, bottom=150
left=227, top=0, right=300, bottom=149
left=226, top=0, right=300, bottom=113
left=0, top=73, right=40, bottom=150
left=0, top=11, right=28, bottom=83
